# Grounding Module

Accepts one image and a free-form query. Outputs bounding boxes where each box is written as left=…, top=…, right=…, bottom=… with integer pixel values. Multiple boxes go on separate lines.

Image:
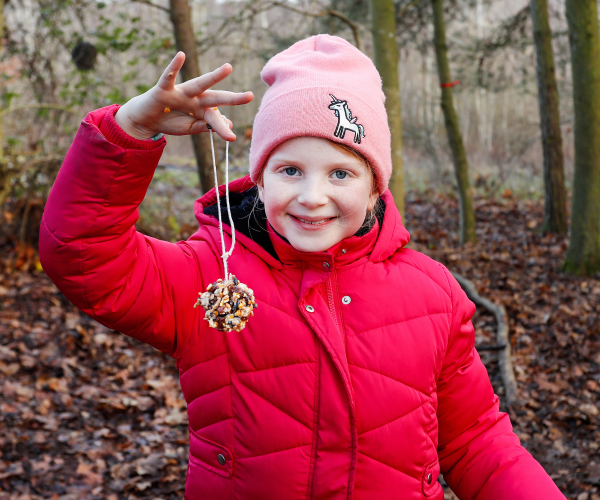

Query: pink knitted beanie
left=249, top=34, right=392, bottom=195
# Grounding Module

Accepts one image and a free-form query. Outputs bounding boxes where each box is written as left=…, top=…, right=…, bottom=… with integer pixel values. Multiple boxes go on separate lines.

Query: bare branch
left=268, top=1, right=361, bottom=51
left=397, top=0, right=422, bottom=19
left=129, top=0, right=171, bottom=14
left=451, top=272, right=519, bottom=406
left=325, top=10, right=361, bottom=51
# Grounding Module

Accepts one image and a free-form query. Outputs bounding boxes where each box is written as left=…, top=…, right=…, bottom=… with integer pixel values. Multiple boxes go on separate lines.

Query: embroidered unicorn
left=328, top=94, right=366, bottom=144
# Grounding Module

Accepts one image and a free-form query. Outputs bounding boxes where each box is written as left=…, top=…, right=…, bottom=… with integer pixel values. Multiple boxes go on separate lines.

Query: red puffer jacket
left=40, top=105, right=565, bottom=500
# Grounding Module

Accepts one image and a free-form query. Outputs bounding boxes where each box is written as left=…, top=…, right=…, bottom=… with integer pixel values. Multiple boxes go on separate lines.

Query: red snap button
left=426, top=473, right=433, bottom=485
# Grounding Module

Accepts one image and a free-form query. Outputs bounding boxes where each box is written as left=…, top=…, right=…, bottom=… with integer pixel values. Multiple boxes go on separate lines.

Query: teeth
left=298, top=218, right=330, bottom=225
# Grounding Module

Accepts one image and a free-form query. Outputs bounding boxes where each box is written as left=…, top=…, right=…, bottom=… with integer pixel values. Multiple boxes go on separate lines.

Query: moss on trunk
left=369, top=0, right=404, bottom=217
left=530, top=0, right=567, bottom=235
left=564, top=0, right=600, bottom=275
left=431, top=0, right=476, bottom=245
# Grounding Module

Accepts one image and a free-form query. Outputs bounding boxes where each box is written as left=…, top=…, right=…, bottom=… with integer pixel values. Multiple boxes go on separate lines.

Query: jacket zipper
left=324, top=271, right=357, bottom=500
left=325, top=271, right=346, bottom=351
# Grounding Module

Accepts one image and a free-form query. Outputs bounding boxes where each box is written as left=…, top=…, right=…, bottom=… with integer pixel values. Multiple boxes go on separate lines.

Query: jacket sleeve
left=39, top=105, right=212, bottom=358
left=436, top=268, right=565, bottom=500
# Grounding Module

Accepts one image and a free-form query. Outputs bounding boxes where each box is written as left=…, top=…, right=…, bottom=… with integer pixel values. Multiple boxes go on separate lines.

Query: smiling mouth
left=291, top=215, right=337, bottom=225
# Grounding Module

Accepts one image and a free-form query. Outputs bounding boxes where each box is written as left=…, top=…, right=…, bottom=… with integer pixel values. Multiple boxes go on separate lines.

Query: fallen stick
left=451, top=272, right=519, bottom=406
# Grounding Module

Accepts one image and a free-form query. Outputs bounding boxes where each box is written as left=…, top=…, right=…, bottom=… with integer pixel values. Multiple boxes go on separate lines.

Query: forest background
left=0, top=0, right=599, bottom=499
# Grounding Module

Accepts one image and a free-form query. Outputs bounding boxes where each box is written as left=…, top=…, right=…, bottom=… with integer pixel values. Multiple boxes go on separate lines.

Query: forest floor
left=0, top=191, right=599, bottom=500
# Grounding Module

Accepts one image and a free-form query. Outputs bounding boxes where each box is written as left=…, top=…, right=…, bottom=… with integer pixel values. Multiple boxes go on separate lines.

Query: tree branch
left=129, top=0, right=171, bottom=14
left=397, top=0, right=422, bottom=19
left=196, top=0, right=265, bottom=54
left=451, top=271, right=519, bottom=406
left=268, top=1, right=361, bottom=51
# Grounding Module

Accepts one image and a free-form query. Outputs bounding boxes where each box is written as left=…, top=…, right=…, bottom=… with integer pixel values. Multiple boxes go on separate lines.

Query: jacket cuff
left=99, top=104, right=166, bottom=151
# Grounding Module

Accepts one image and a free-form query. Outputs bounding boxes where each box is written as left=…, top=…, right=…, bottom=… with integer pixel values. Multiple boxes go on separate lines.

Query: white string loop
left=208, top=118, right=236, bottom=281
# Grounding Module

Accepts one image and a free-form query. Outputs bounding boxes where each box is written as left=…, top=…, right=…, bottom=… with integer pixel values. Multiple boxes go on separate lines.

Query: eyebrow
left=267, top=156, right=300, bottom=165
left=267, top=156, right=365, bottom=170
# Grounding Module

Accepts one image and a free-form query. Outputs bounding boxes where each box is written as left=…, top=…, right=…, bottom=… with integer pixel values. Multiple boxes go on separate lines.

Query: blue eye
left=334, top=170, right=347, bottom=179
left=285, top=167, right=298, bottom=176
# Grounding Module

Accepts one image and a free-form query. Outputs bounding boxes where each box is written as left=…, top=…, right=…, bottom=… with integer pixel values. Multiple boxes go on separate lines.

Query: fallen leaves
left=0, top=268, right=188, bottom=498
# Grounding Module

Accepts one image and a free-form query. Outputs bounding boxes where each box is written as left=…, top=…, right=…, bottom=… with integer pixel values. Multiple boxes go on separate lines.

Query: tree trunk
left=368, top=0, right=404, bottom=217
left=431, top=0, right=476, bottom=245
left=530, top=0, right=567, bottom=234
left=169, top=0, right=219, bottom=192
left=564, top=0, right=600, bottom=275
left=0, top=0, right=5, bottom=164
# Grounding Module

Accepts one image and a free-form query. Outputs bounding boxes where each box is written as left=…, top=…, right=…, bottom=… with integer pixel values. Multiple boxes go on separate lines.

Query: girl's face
left=258, top=137, right=378, bottom=253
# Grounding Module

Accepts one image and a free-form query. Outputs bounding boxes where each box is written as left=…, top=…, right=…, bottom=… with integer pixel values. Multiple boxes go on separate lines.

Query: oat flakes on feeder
left=193, top=110, right=257, bottom=332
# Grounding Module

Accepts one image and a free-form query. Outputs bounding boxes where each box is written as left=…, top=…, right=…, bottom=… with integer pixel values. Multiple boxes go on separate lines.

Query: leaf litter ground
left=0, top=192, right=598, bottom=500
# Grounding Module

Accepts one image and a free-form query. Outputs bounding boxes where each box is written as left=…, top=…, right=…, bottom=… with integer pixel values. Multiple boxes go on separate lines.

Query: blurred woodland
left=0, top=0, right=599, bottom=499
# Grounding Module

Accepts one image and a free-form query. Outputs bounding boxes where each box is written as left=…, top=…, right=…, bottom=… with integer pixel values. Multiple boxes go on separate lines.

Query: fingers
left=197, top=90, right=254, bottom=109
left=188, top=118, right=234, bottom=136
left=178, top=63, right=234, bottom=97
left=203, top=107, right=236, bottom=141
left=157, top=52, right=186, bottom=90
left=186, top=90, right=253, bottom=127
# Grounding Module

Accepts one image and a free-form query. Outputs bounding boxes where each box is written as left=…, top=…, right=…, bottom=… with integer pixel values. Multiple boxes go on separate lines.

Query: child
left=40, top=35, right=565, bottom=499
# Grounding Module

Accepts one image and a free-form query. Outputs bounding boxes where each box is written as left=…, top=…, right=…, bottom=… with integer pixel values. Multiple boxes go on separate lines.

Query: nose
left=296, top=177, right=328, bottom=209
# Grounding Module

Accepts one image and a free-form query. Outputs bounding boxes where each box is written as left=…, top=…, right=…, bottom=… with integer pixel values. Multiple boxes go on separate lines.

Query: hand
left=114, top=52, right=253, bottom=141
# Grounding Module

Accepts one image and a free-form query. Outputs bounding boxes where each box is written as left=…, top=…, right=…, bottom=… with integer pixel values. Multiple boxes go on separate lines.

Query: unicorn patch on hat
left=328, top=95, right=366, bottom=144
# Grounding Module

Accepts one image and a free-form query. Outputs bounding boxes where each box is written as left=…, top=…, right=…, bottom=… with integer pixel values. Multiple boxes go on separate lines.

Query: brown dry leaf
left=0, top=462, right=24, bottom=480
left=534, top=373, right=561, bottom=394
left=558, top=304, right=577, bottom=316
left=14, top=382, right=34, bottom=399
left=580, top=403, right=599, bottom=418
left=164, top=409, right=188, bottom=426
left=30, top=455, right=53, bottom=473
left=135, top=454, right=167, bottom=476
left=0, top=361, right=19, bottom=375
left=76, top=461, right=103, bottom=486
left=164, top=390, right=186, bottom=410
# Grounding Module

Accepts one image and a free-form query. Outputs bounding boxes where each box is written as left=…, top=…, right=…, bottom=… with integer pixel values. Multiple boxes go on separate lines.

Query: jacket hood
left=193, top=175, right=410, bottom=266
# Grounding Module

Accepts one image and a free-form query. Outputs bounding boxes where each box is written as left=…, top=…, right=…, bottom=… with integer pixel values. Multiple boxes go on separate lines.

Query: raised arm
left=40, top=54, right=253, bottom=357
left=436, top=269, right=565, bottom=500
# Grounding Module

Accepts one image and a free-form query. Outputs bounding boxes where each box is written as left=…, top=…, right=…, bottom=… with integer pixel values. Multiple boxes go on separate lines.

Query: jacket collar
left=267, top=219, right=380, bottom=270
left=193, top=175, right=410, bottom=270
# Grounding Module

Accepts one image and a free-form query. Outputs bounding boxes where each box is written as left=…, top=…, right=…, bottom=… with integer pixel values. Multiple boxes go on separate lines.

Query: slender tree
left=169, top=0, right=218, bottom=192
left=368, top=0, right=404, bottom=217
left=530, top=0, right=567, bottom=234
left=0, top=0, right=5, bottom=164
left=431, top=0, right=476, bottom=245
left=564, top=0, right=600, bottom=275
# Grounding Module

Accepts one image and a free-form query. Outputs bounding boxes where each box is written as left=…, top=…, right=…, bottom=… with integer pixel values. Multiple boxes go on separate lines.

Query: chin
left=287, top=235, right=336, bottom=253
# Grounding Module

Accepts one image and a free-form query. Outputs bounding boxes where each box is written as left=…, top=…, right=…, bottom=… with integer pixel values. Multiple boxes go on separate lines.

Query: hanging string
left=195, top=114, right=257, bottom=332
left=207, top=116, right=236, bottom=281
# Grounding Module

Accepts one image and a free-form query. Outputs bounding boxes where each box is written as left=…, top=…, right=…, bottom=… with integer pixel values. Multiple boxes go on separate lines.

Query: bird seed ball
left=194, top=275, right=257, bottom=332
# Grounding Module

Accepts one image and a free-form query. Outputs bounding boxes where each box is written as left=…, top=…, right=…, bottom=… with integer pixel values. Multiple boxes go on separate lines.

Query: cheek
left=336, top=185, right=371, bottom=219
left=261, top=179, right=291, bottom=218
